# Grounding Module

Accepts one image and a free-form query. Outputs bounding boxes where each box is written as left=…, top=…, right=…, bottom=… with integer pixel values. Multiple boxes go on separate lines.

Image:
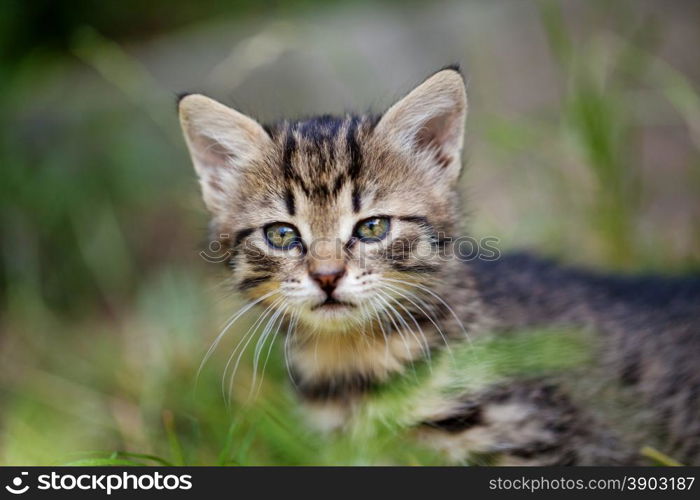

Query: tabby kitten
left=178, top=67, right=700, bottom=465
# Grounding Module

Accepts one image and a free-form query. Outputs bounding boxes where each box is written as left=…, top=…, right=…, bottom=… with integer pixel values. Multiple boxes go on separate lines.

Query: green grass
left=1, top=1, right=698, bottom=465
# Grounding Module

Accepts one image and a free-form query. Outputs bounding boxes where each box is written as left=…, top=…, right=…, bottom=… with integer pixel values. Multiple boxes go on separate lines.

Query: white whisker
left=222, top=297, right=282, bottom=406
left=383, top=277, right=471, bottom=346
left=195, top=289, right=278, bottom=391
left=284, top=312, right=300, bottom=388
left=249, top=304, right=288, bottom=399
left=368, top=300, right=392, bottom=361
left=373, top=293, right=415, bottom=371
left=380, top=282, right=454, bottom=358
left=376, top=289, right=431, bottom=364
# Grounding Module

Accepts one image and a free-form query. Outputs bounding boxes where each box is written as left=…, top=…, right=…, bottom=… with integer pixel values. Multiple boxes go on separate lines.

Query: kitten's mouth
left=311, top=297, right=356, bottom=310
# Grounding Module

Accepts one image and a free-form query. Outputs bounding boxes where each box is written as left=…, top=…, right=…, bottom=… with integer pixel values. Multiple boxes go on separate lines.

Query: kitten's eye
left=354, top=217, right=390, bottom=242
left=264, top=223, right=301, bottom=249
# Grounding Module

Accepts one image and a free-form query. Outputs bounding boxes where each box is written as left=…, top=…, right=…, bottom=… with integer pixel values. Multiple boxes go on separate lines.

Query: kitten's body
left=458, top=254, right=700, bottom=464
left=294, top=250, right=700, bottom=465
left=178, top=68, right=700, bottom=465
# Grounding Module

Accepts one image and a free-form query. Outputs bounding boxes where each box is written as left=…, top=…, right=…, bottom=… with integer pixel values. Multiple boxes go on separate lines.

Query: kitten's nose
left=311, top=269, right=345, bottom=295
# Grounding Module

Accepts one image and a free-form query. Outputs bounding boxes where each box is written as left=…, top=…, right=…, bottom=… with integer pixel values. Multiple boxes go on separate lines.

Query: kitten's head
left=179, top=68, right=467, bottom=332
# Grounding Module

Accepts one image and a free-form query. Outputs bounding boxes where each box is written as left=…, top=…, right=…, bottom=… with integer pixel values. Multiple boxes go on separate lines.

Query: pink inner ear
left=193, top=133, right=237, bottom=167
left=415, top=113, right=455, bottom=168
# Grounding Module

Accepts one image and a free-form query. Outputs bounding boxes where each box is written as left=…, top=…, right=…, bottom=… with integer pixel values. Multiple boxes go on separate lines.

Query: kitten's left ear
left=374, top=68, right=467, bottom=184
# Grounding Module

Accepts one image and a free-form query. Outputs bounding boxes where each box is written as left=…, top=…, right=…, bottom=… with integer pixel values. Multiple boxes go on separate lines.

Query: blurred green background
left=1, top=0, right=699, bottom=465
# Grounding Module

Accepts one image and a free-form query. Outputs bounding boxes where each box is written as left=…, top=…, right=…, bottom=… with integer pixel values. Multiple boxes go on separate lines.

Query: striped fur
left=179, top=68, right=700, bottom=465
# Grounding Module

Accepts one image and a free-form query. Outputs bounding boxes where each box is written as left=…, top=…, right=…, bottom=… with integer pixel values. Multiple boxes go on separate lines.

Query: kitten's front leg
left=417, top=380, right=634, bottom=465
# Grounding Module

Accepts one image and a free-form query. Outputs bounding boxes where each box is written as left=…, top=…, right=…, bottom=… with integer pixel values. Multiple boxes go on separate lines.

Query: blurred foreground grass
left=1, top=1, right=699, bottom=465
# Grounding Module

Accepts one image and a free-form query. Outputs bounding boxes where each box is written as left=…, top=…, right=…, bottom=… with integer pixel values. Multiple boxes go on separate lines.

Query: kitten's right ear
left=178, top=94, right=272, bottom=215
left=374, top=68, right=467, bottom=184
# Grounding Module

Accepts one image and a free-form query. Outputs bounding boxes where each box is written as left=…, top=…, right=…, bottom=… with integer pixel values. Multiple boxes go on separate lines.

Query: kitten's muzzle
left=311, top=268, right=346, bottom=297
left=308, top=267, right=355, bottom=310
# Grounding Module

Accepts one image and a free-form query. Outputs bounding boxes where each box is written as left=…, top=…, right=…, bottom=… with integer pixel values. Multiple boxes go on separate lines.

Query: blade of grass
left=162, top=410, right=186, bottom=466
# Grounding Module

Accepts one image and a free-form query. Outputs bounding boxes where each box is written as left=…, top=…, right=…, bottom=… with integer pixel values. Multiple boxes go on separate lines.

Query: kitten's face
left=179, top=69, right=467, bottom=332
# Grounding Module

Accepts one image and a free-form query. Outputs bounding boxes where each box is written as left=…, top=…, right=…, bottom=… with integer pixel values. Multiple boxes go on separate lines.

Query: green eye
left=354, top=217, right=390, bottom=242
left=264, top=223, right=301, bottom=249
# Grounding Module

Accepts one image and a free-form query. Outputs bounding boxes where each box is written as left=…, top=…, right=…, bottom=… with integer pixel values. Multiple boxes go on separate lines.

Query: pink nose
left=311, top=269, right=345, bottom=295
